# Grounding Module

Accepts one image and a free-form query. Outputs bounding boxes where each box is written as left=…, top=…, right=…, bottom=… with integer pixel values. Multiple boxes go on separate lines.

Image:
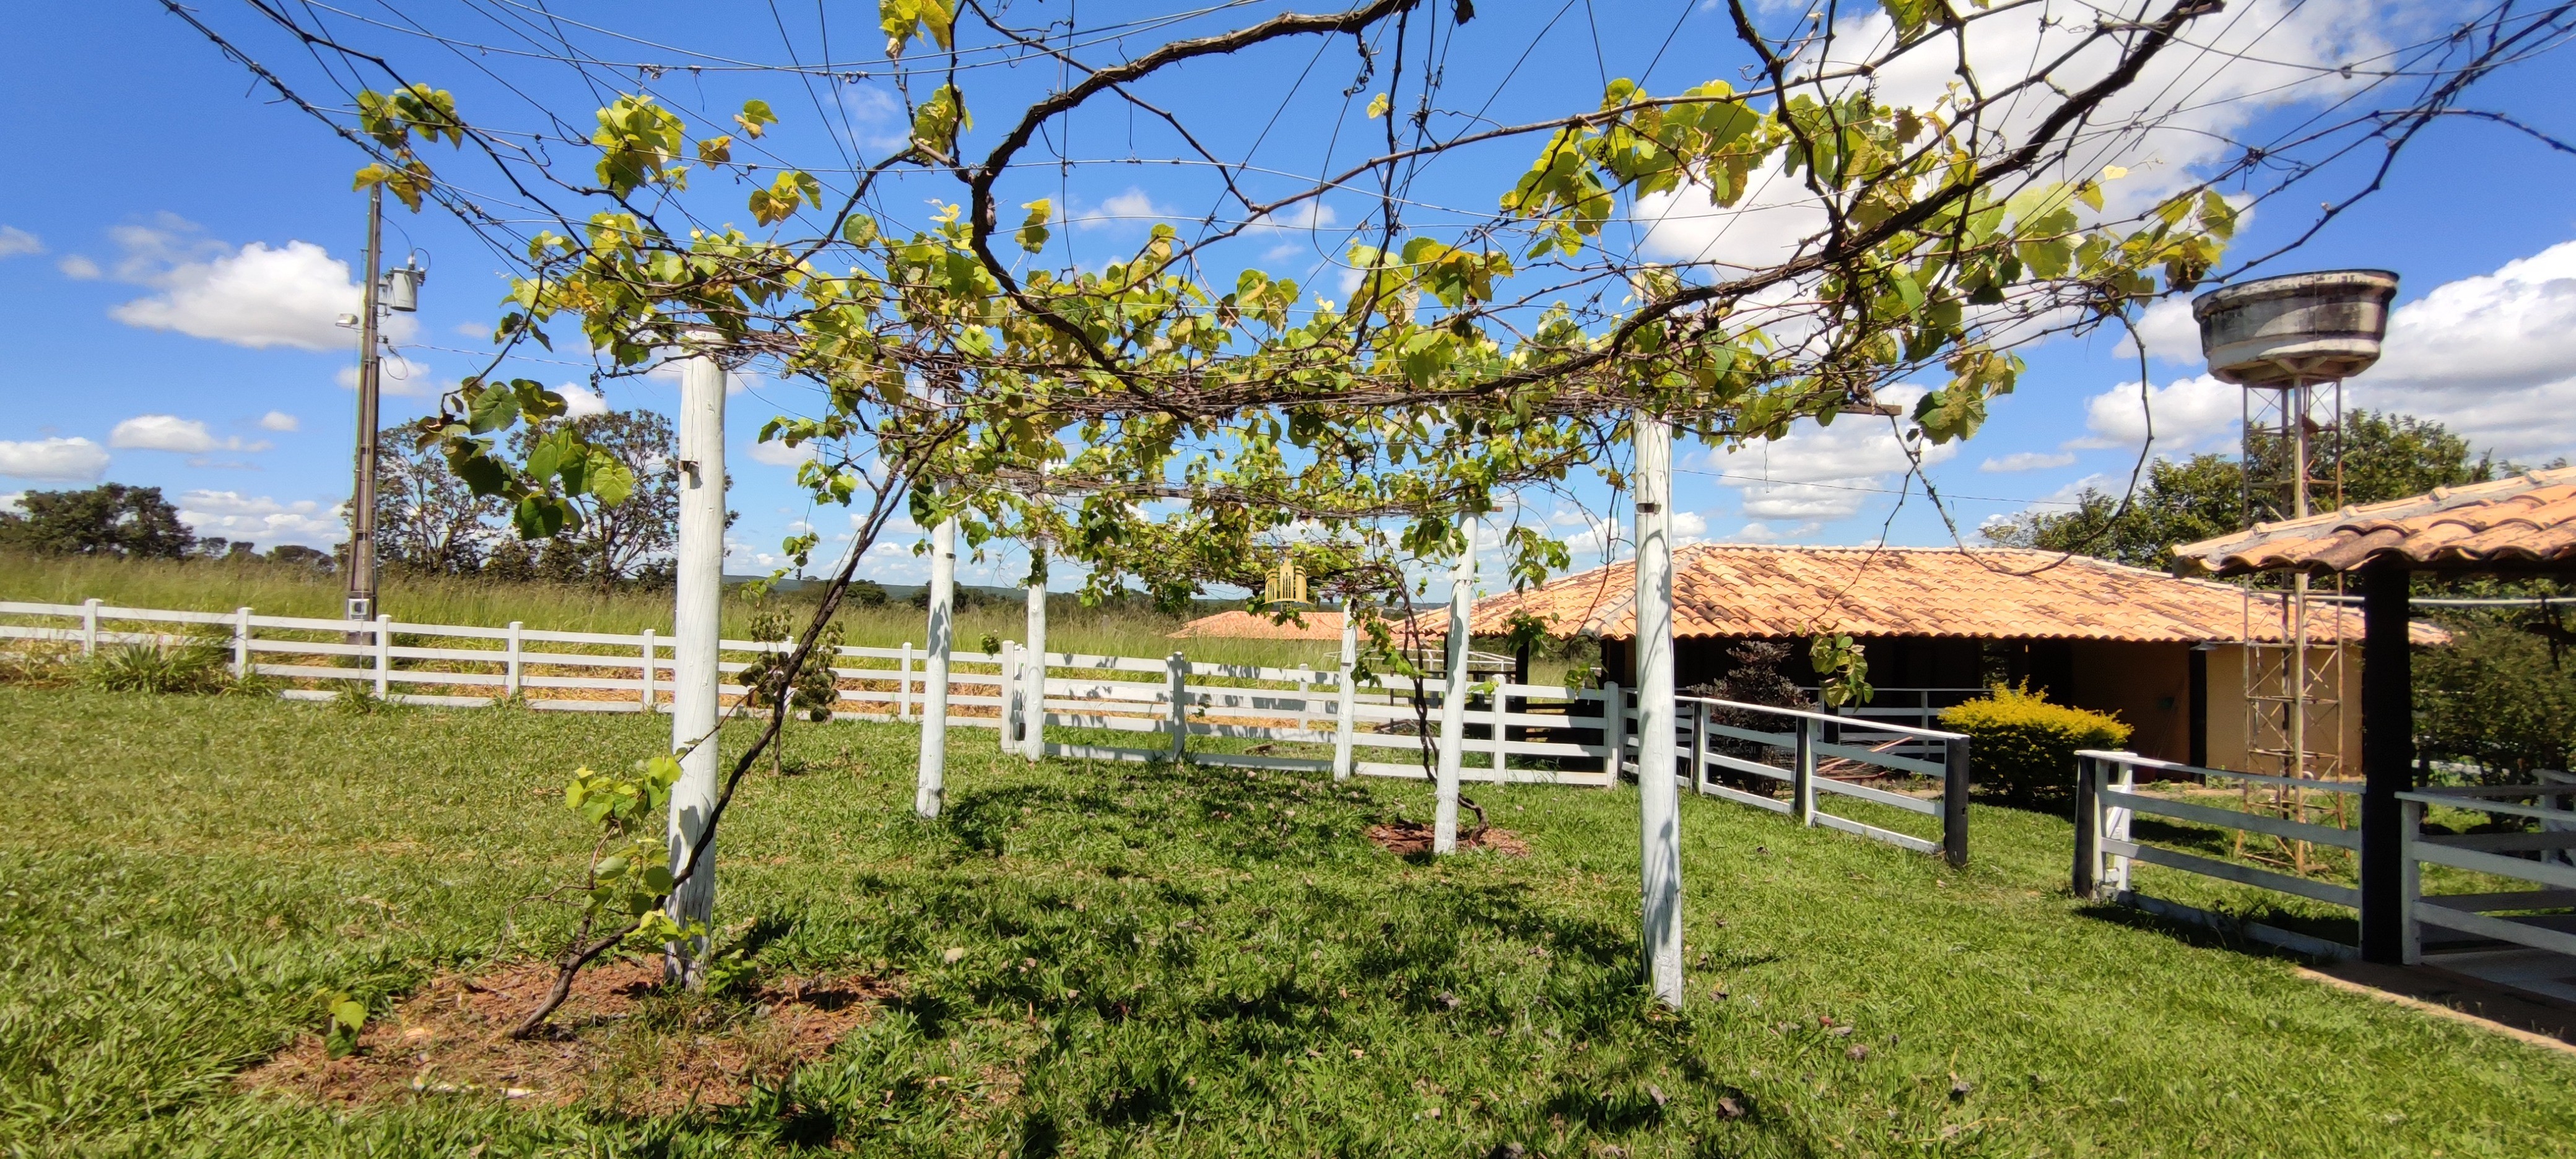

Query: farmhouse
left=1458, top=545, right=2445, bottom=768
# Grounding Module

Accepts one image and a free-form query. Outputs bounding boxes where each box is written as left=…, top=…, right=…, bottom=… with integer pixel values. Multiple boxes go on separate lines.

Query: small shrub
left=1938, top=684, right=2131, bottom=809
left=80, top=638, right=228, bottom=695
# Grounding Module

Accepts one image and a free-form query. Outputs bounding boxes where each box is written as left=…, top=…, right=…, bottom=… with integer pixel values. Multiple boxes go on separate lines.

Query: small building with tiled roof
left=1167, top=609, right=1351, bottom=642
left=1460, top=545, right=2445, bottom=768
left=2170, top=466, right=2576, bottom=576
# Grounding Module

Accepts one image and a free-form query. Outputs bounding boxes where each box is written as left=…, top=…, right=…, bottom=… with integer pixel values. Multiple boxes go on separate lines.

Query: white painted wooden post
left=899, top=642, right=915, bottom=721
left=232, top=607, right=252, bottom=679
left=1491, top=689, right=1511, bottom=783
left=2107, top=760, right=2136, bottom=892
left=2400, top=797, right=2426, bottom=965
left=640, top=629, right=657, bottom=713
left=505, top=621, right=524, bottom=697
left=1793, top=716, right=1817, bottom=825
left=1024, top=573, right=1048, bottom=762
left=1685, top=699, right=1707, bottom=793
left=1634, top=414, right=1684, bottom=1009
left=915, top=517, right=957, bottom=818
left=999, top=640, right=1020, bottom=755
left=1434, top=526, right=1476, bottom=853
left=667, top=337, right=727, bottom=985
left=1601, top=681, right=1625, bottom=779
left=373, top=614, right=393, bottom=699
left=80, top=598, right=100, bottom=657
left=1333, top=614, right=1358, bottom=781
left=1167, top=652, right=1190, bottom=763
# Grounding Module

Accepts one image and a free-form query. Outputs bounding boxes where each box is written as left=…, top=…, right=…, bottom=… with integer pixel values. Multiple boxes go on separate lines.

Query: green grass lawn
left=2, top=687, right=2571, bottom=1157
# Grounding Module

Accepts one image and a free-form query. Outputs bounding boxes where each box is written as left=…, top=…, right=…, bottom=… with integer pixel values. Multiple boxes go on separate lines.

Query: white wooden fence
left=0, top=599, right=998, bottom=720
left=2074, top=750, right=2364, bottom=959
left=5, top=597, right=1982, bottom=861
left=2398, top=776, right=2576, bottom=964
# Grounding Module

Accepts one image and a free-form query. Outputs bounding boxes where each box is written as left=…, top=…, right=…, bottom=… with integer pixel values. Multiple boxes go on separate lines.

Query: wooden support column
left=1633, top=415, right=1684, bottom=1008
left=2359, top=562, right=2414, bottom=964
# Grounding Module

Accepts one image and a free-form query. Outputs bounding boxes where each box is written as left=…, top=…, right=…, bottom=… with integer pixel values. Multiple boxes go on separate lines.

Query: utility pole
left=342, top=184, right=424, bottom=624
left=345, top=184, right=385, bottom=623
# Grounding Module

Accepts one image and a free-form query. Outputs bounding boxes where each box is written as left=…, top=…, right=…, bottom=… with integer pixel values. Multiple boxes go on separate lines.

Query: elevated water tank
left=2191, top=269, right=2399, bottom=386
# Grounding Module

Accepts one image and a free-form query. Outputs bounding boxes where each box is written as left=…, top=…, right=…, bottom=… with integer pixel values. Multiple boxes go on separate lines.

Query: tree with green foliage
left=172, top=0, right=2572, bottom=1028
left=1983, top=410, right=2500, bottom=570
left=0, top=484, right=196, bottom=560
left=2416, top=620, right=2576, bottom=781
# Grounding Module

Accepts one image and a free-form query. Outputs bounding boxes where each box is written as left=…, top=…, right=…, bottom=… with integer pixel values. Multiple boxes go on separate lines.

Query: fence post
left=374, top=614, right=393, bottom=700
left=1942, top=734, right=1972, bottom=868
left=1688, top=700, right=1708, bottom=795
left=1793, top=716, right=1816, bottom=825
left=900, top=642, right=914, bottom=721
left=2400, top=797, right=2425, bottom=965
left=505, top=621, right=524, bottom=698
left=1492, top=688, right=1511, bottom=783
left=640, top=629, right=657, bottom=713
left=916, top=517, right=957, bottom=819
left=1167, top=651, right=1189, bottom=763
left=1601, top=681, right=1625, bottom=780
left=233, top=607, right=252, bottom=679
left=2108, top=759, right=2136, bottom=892
left=1333, top=616, right=1357, bottom=781
left=2073, top=755, right=2101, bottom=900
left=81, top=598, right=100, bottom=657
left=1000, top=641, right=1020, bottom=755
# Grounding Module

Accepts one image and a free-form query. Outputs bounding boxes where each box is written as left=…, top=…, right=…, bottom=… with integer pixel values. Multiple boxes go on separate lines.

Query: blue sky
left=4, top=2, right=2574, bottom=597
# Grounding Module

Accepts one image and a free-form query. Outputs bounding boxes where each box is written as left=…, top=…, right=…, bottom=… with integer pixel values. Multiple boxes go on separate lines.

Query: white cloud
left=105, top=217, right=404, bottom=350
left=1248, top=201, right=1339, bottom=234
left=746, top=437, right=817, bottom=467
left=559, top=383, right=611, bottom=419
left=258, top=410, right=300, bottom=432
left=1723, top=520, right=1823, bottom=544
left=1708, top=386, right=1957, bottom=522
left=0, top=437, right=110, bottom=482
left=0, top=227, right=39, bottom=258
left=1075, top=188, right=1174, bottom=230
left=1670, top=509, right=1709, bottom=545
left=336, top=354, right=442, bottom=398
left=108, top=414, right=269, bottom=454
left=175, top=490, right=344, bottom=549
left=2114, top=297, right=2204, bottom=365
left=1980, top=450, right=2076, bottom=474
left=2073, top=373, right=2240, bottom=453
left=2349, top=238, right=2576, bottom=458
left=57, top=255, right=100, bottom=279
left=1635, top=157, right=1830, bottom=274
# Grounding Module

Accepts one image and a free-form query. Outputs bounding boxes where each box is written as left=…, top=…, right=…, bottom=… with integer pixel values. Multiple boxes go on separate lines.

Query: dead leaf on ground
left=1366, top=821, right=1531, bottom=856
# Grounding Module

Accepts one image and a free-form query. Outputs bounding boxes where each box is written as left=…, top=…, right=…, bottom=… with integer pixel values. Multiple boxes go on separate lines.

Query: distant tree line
left=2, top=408, right=690, bottom=590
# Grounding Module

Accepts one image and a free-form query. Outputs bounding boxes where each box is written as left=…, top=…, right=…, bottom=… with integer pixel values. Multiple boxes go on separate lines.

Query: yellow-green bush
left=1938, top=684, right=2131, bottom=809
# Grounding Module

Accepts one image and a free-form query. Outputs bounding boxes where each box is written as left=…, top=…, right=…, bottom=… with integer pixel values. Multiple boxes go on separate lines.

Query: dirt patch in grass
left=1367, top=820, right=1531, bottom=856
left=240, top=957, right=894, bottom=1114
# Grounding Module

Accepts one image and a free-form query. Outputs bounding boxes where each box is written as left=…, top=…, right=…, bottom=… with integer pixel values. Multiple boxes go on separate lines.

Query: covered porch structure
left=2172, top=466, right=2576, bottom=990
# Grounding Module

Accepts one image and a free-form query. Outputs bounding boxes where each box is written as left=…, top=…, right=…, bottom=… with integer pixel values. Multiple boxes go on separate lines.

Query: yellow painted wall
left=2066, top=640, right=2193, bottom=763
left=2198, top=643, right=2363, bottom=775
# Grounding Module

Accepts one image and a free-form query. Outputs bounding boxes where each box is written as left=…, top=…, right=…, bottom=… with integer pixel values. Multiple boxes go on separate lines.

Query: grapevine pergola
left=163, top=0, right=2576, bottom=1028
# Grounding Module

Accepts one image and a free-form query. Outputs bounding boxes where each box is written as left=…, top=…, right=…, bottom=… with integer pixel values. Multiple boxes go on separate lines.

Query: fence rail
left=2075, top=750, right=2364, bottom=960
left=2400, top=778, right=2576, bottom=964
left=1674, top=696, right=1970, bottom=864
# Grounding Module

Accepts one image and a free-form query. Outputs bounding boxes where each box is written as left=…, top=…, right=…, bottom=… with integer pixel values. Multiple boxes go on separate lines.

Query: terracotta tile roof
left=1450, top=545, right=2442, bottom=645
left=1169, top=609, right=1349, bottom=641
left=2172, top=467, right=2576, bottom=577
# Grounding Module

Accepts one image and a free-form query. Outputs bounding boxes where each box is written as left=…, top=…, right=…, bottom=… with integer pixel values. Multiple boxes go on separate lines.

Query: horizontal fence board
left=2411, top=840, right=2576, bottom=891
left=2107, top=838, right=2362, bottom=907
left=515, top=627, right=650, bottom=646
left=2421, top=830, right=2576, bottom=853
left=1698, top=782, right=1792, bottom=814
left=2080, top=750, right=2363, bottom=795
left=2411, top=904, right=2576, bottom=958
left=1700, top=753, right=1793, bottom=783
left=1812, top=811, right=1939, bottom=854
left=1809, top=740, right=1946, bottom=779
left=1812, top=777, right=1940, bottom=815
left=248, top=639, right=375, bottom=659
left=2105, top=789, right=2360, bottom=851
left=388, top=622, right=514, bottom=641
left=2402, top=792, right=2576, bottom=827
left=2419, top=889, right=2576, bottom=913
